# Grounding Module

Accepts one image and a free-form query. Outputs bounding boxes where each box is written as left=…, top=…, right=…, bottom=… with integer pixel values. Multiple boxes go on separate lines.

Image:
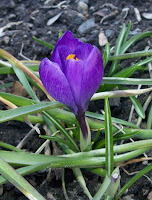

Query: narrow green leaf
left=73, top=168, right=92, bottom=199
left=0, top=65, right=39, bottom=75
left=95, top=131, right=142, bottom=149
left=87, top=168, right=107, bottom=177
left=114, top=64, right=139, bottom=78
left=0, top=101, right=62, bottom=123
left=120, top=31, right=152, bottom=54
left=108, top=24, right=126, bottom=76
left=0, top=92, right=35, bottom=106
left=115, top=56, right=152, bottom=77
left=129, top=96, right=145, bottom=119
left=0, top=157, right=46, bottom=200
left=91, top=87, right=152, bottom=100
left=122, top=21, right=132, bottom=45
left=40, top=135, right=78, bottom=152
left=147, top=105, right=152, bottom=129
left=105, top=167, right=120, bottom=198
left=42, top=111, right=79, bottom=152
left=0, top=162, right=54, bottom=185
left=12, top=64, right=39, bottom=102
left=0, top=139, right=152, bottom=166
left=58, top=30, right=63, bottom=38
left=104, top=98, right=114, bottom=176
left=33, top=36, right=54, bottom=50
left=115, top=162, right=152, bottom=200
left=102, top=77, right=152, bottom=85
left=86, top=111, right=138, bottom=129
left=103, top=42, right=110, bottom=68
left=0, top=142, right=23, bottom=152
left=0, top=66, right=14, bottom=74
left=109, top=49, right=152, bottom=61
left=93, top=175, right=111, bottom=200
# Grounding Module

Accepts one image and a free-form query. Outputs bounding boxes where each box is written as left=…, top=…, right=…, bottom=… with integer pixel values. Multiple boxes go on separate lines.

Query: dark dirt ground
left=0, top=0, right=152, bottom=199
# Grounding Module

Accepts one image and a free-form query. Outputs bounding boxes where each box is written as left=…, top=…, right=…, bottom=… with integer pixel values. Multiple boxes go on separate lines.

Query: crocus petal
left=39, top=57, right=78, bottom=113
left=54, top=31, right=83, bottom=52
left=51, top=45, right=71, bottom=72
left=65, top=59, right=84, bottom=109
left=74, top=43, right=93, bottom=61
left=80, top=46, right=104, bottom=111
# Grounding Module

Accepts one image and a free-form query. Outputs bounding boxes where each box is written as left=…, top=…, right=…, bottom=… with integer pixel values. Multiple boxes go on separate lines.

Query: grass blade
left=42, top=111, right=79, bottom=152
left=73, top=168, right=92, bottom=199
left=147, top=105, right=152, bottom=129
left=91, top=87, right=152, bottom=100
left=33, top=36, right=54, bottom=50
left=102, top=77, right=152, bottom=85
left=86, top=111, right=138, bottom=128
left=104, top=98, right=114, bottom=176
left=120, top=31, right=152, bottom=54
left=129, top=96, right=145, bottom=119
left=0, top=101, right=62, bottom=123
left=103, top=42, right=110, bottom=68
left=109, top=49, right=152, bottom=61
left=93, top=175, right=111, bottom=200
left=115, top=162, right=152, bottom=200
left=40, top=135, right=78, bottom=152
left=0, top=92, right=35, bottom=106
left=0, top=157, right=46, bottom=200
left=108, top=24, right=126, bottom=76
left=12, top=64, right=39, bottom=102
left=122, top=21, right=132, bottom=44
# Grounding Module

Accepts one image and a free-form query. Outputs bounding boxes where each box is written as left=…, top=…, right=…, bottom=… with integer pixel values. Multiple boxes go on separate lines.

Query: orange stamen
left=66, top=54, right=78, bottom=61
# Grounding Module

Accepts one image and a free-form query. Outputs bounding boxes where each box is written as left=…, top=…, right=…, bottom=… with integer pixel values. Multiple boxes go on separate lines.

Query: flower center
left=66, top=54, right=78, bottom=61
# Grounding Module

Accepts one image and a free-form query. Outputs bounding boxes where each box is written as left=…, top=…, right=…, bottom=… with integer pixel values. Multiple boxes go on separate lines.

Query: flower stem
left=76, top=112, right=88, bottom=139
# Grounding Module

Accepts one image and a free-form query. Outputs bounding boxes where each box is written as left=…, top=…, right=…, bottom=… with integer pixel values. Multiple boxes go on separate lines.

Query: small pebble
left=79, top=0, right=89, bottom=4
left=98, top=31, right=108, bottom=46
left=105, top=29, right=113, bottom=37
left=78, top=18, right=96, bottom=35
left=8, top=13, right=16, bottom=19
left=77, top=1, right=88, bottom=16
left=3, top=36, right=10, bottom=45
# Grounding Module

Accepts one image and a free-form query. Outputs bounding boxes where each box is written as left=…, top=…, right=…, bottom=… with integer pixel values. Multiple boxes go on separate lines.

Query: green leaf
left=104, top=98, right=114, bottom=176
left=0, top=157, right=46, bottom=200
left=0, top=142, right=23, bottom=152
left=102, top=77, right=152, bottom=85
left=33, top=36, right=54, bottom=50
left=40, top=135, right=78, bottom=152
left=91, top=87, right=152, bottom=100
left=115, top=162, right=152, bottom=200
left=129, top=96, right=145, bottom=119
left=95, top=130, right=142, bottom=149
left=108, top=23, right=126, bottom=76
left=122, top=21, right=132, bottom=45
left=0, top=101, right=62, bottom=123
left=0, top=92, right=35, bottom=106
left=147, top=105, right=152, bottom=129
left=73, top=168, right=92, bottom=199
left=93, top=175, right=111, bottom=200
left=120, top=31, right=152, bottom=54
left=105, top=167, right=120, bottom=198
left=109, top=49, right=152, bottom=61
left=42, top=111, right=79, bottom=152
left=0, top=65, right=39, bottom=75
left=86, top=111, right=138, bottom=128
left=12, top=63, right=39, bottom=102
left=103, top=42, right=110, bottom=68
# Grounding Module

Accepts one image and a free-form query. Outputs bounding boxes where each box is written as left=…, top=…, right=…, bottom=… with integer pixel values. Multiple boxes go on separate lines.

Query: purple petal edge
left=39, top=57, right=78, bottom=114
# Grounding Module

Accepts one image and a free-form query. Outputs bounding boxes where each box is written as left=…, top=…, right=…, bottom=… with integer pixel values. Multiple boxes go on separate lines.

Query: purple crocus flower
left=39, top=31, right=103, bottom=138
